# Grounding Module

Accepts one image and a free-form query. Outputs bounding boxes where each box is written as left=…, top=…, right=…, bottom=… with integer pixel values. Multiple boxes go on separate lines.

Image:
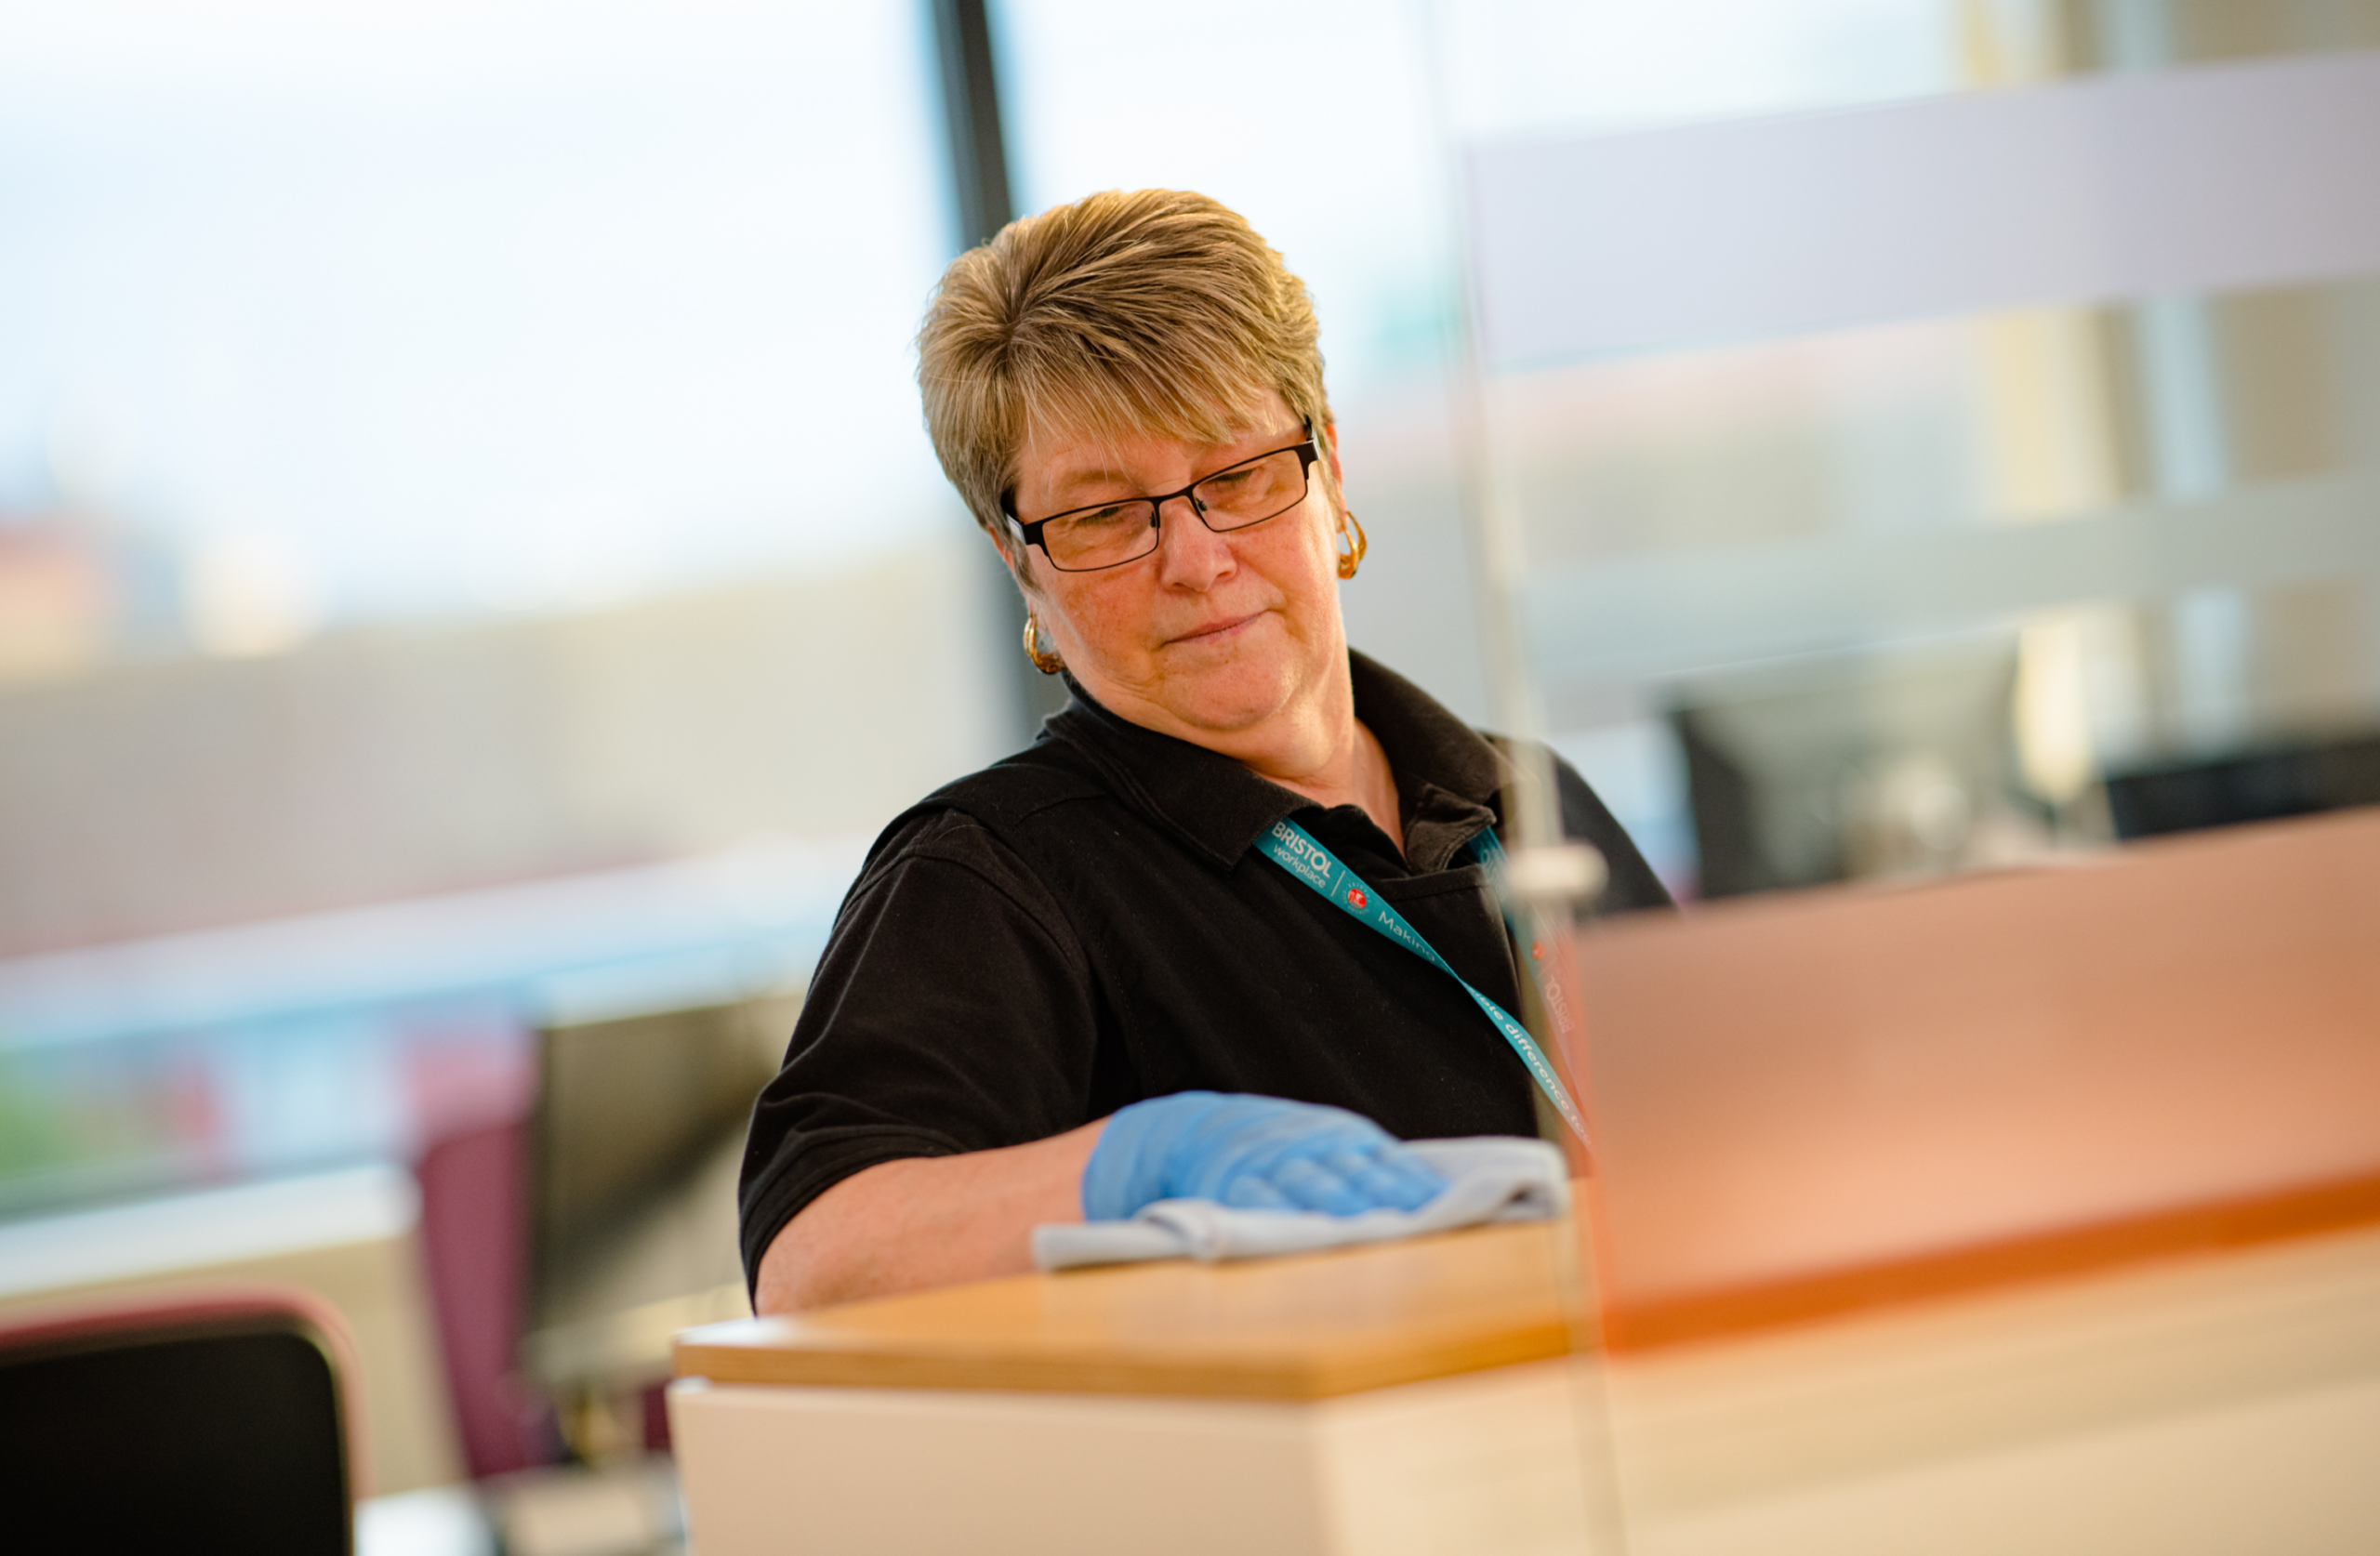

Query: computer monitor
left=2103, top=731, right=2380, bottom=839
left=522, top=996, right=790, bottom=1396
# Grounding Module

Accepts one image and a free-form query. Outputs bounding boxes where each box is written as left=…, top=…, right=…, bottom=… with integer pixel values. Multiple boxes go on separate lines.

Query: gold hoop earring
left=1023, top=613, right=1065, bottom=675
left=1335, top=510, right=1368, bottom=580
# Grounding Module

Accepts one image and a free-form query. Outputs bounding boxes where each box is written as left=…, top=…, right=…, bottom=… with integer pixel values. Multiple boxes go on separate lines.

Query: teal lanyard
left=1254, top=818, right=1590, bottom=1144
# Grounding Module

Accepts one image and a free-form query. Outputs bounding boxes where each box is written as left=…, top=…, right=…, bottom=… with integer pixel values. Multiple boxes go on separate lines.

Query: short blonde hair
left=917, top=189, right=1332, bottom=566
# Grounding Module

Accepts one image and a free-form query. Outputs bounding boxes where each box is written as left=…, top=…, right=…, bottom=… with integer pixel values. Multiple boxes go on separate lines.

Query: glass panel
left=1427, top=5, right=2380, bottom=1550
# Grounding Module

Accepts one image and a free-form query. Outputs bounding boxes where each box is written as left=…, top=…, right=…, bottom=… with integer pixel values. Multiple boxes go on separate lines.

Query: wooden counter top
left=681, top=809, right=2380, bottom=1404
left=676, top=1217, right=1576, bottom=1401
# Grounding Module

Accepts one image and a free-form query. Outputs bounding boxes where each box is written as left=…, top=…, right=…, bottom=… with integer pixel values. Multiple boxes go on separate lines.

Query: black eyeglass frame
left=1000, top=421, right=1323, bottom=574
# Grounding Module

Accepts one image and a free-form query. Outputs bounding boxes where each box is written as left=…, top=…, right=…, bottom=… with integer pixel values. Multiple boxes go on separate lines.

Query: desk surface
left=676, top=1219, right=1575, bottom=1401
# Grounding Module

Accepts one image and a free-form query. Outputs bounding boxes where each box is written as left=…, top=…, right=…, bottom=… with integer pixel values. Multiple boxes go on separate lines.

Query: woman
left=741, top=190, right=1669, bottom=1312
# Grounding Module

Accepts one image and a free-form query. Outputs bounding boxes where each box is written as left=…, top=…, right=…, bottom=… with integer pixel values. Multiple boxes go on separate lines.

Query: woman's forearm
left=752, top=1121, right=1105, bottom=1313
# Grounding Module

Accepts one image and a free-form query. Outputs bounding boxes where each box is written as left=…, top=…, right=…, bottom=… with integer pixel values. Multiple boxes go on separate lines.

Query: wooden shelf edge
left=1604, top=1168, right=2380, bottom=1352
left=674, top=1317, right=1576, bottom=1402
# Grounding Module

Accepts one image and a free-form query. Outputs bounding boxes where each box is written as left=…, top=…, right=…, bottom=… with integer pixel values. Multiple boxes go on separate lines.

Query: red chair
left=416, top=1118, right=557, bottom=1478
left=0, top=1288, right=362, bottom=1555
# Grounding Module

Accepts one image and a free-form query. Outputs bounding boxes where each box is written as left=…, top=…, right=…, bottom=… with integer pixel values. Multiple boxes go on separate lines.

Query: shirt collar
left=1041, top=651, right=1506, bottom=874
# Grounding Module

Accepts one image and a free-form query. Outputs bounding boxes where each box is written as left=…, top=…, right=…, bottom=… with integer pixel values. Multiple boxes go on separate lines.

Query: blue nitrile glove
left=1081, top=1092, right=1449, bottom=1221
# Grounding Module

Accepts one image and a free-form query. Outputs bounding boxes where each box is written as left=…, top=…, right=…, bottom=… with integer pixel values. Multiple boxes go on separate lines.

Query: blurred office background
left=2, top=0, right=2376, bottom=1549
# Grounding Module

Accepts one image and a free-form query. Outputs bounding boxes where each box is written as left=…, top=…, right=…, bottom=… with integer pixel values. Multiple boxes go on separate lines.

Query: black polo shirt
left=737, top=652, right=1671, bottom=1280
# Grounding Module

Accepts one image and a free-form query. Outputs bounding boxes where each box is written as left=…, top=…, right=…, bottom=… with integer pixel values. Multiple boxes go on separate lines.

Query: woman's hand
left=756, top=1093, right=1447, bottom=1313
left=1082, top=1092, right=1447, bottom=1220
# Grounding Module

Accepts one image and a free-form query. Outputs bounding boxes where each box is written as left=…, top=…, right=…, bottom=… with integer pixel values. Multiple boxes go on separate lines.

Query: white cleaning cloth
left=1031, top=1136, right=1567, bottom=1272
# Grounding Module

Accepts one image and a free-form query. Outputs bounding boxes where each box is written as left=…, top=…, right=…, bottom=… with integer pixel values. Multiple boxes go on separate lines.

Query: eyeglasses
left=1003, top=424, right=1321, bottom=573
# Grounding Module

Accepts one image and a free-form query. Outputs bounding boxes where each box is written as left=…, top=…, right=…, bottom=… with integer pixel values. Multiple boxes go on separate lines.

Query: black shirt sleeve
left=736, top=807, right=1103, bottom=1284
